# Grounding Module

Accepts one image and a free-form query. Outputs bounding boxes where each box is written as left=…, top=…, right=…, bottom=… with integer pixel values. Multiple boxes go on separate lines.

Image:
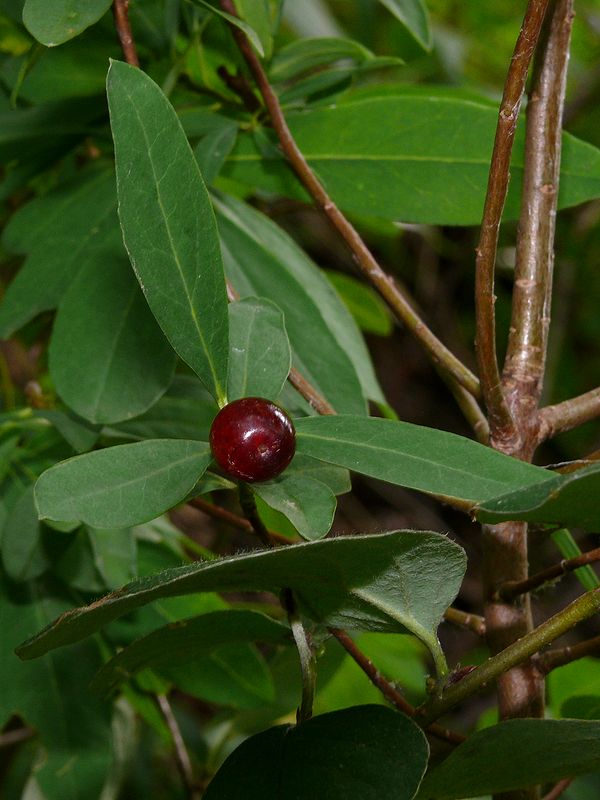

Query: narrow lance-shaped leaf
left=476, top=461, right=600, bottom=530
left=223, top=88, right=600, bottom=226
left=92, top=609, right=291, bottom=695
left=227, top=297, right=291, bottom=402
left=49, top=244, right=176, bottom=424
left=377, top=0, right=432, bottom=51
left=35, top=440, right=212, bottom=529
left=107, top=60, right=229, bottom=404
left=205, top=706, right=429, bottom=800
left=295, top=415, right=551, bottom=503
left=17, top=530, right=466, bottom=677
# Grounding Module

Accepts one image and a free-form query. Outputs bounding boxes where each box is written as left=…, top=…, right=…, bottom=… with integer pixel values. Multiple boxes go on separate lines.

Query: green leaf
left=223, top=87, right=600, bottom=226
left=35, top=439, right=212, bottom=529
left=49, top=246, right=176, bottom=425
left=17, top=530, right=466, bottom=677
left=107, top=60, right=229, bottom=404
left=295, top=415, right=549, bottom=503
left=325, top=270, right=393, bottom=336
left=419, top=719, right=600, bottom=799
left=49, top=243, right=175, bottom=424
left=0, top=576, right=111, bottom=800
left=214, top=192, right=383, bottom=409
left=0, top=167, right=118, bottom=338
left=253, top=474, right=337, bottom=541
left=88, top=527, right=137, bottom=590
left=235, top=0, right=273, bottom=59
left=193, top=0, right=265, bottom=57
left=284, top=453, right=351, bottom=496
left=92, top=609, right=290, bottom=695
left=476, top=461, right=600, bottom=529
left=1, top=486, right=48, bottom=582
left=106, top=375, right=218, bottom=442
left=228, top=297, right=291, bottom=402
left=270, top=37, right=374, bottom=81
left=194, top=119, right=238, bottom=185
left=376, top=0, right=432, bottom=51
left=35, top=410, right=99, bottom=454
left=166, top=642, right=276, bottom=709
left=23, top=0, right=112, bottom=46
left=551, top=528, right=600, bottom=592
left=204, top=706, right=428, bottom=800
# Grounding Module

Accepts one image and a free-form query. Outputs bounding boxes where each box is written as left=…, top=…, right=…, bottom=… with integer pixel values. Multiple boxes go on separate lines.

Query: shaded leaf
left=0, top=576, right=111, bottom=800
left=49, top=246, right=176, bottom=424
left=23, top=0, right=112, bottom=46
left=193, top=0, right=265, bottom=56
left=17, top=530, right=466, bottom=676
left=270, top=37, right=376, bottom=81
left=107, top=60, right=229, bottom=403
left=0, top=167, right=117, bottom=338
left=106, top=375, right=217, bottom=442
left=476, top=461, right=600, bottom=530
left=194, top=119, right=238, bottom=184
left=92, top=609, right=290, bottom=695
left=35, top=410, right=100, bottom=454
left=295, top=415, right=549, bottom=503
left=253, top=474, right=337, bottom=541
left=377, top=0, right=432, bottom=50
left=1, top=486, right=48, bottom=582
left=35, top=440, right=212, bottom=528
left=204, top=705, right=428, bottom=800
left=325, top=270, right=393, bottom=336
left=419, top=719, right=600, bottom=799
left=228, top=297, right=291, bottom=402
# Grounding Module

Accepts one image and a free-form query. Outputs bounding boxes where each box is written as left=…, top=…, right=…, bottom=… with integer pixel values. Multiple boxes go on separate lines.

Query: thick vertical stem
left=482, top=3, right=574, bottom=798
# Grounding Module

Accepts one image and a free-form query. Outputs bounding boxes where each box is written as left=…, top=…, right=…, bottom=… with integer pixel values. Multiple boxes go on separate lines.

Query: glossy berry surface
left=209, top=397, right=296, bottom=483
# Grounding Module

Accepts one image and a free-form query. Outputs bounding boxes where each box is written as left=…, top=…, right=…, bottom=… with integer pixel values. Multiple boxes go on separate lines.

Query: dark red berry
left=209, top=397, right=296, bottom=483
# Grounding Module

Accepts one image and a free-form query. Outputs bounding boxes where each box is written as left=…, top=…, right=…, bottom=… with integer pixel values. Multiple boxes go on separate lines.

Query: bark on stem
left=475, top=0, right=551, bottom=444
left=499, top=545, right=600, bottom=601
left=112, top=0, right=139, bottom=67
left=538, top=387, right=600, bottom=441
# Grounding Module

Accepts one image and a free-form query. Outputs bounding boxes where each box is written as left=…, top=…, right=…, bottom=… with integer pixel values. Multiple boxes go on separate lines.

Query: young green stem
left=420, top=586, right=600, bottom=726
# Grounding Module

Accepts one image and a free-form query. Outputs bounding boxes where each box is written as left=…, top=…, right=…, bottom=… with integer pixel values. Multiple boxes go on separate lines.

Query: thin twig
left=217, top=65, right=261, bottom=111
left=443, top=607, right=486, bottom=637
left=538, top=387, right=600, bottom=442
left=503, top=0, right=574, bottom=445
left=474, top=0, right=551, bottom=444
left=218, top=0, right=480, bottom=404
left=189, top=496, right=291, bottom=545
left=0, top=727, right=36, bottom=748
left=541, top=778, right=573, bottom=800
left=112, top=0, right=139, bottom=67
left=156, top=694, right=201, bottom=800
left=498, top=546, right=600, bottom=601
left=331, top=629, right=466, bottom=745
left=537, top=634, right=600, bottom=674
left=419, top=586, right=600, bottom=725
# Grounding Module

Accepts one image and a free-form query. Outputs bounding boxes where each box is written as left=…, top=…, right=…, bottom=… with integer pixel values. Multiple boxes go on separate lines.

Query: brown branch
left=444, top=607, right=486, bottom=637
left=189, top=496, right=290, bottom=545
left=112, top=0, right=139, bottom=67
left=475, top=0, right=551, bottom=446
left=498, top=546, right=600, bottom=601
left=0, top=726, right=36, bottom=748
left=541, top=778, right=573, bottom=800
left=218, top=0, right=480, bottom=405
left=330, top=628, right=466, bottom=746
left=538, top=387, right=600, bottom=442
left=217, top=66, right=261, bottom=112
left=503, top=0, right=574, bottom=446
left=156, top=694, right=201, bottom=800
left=537, top=634, right=600, bottom=674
